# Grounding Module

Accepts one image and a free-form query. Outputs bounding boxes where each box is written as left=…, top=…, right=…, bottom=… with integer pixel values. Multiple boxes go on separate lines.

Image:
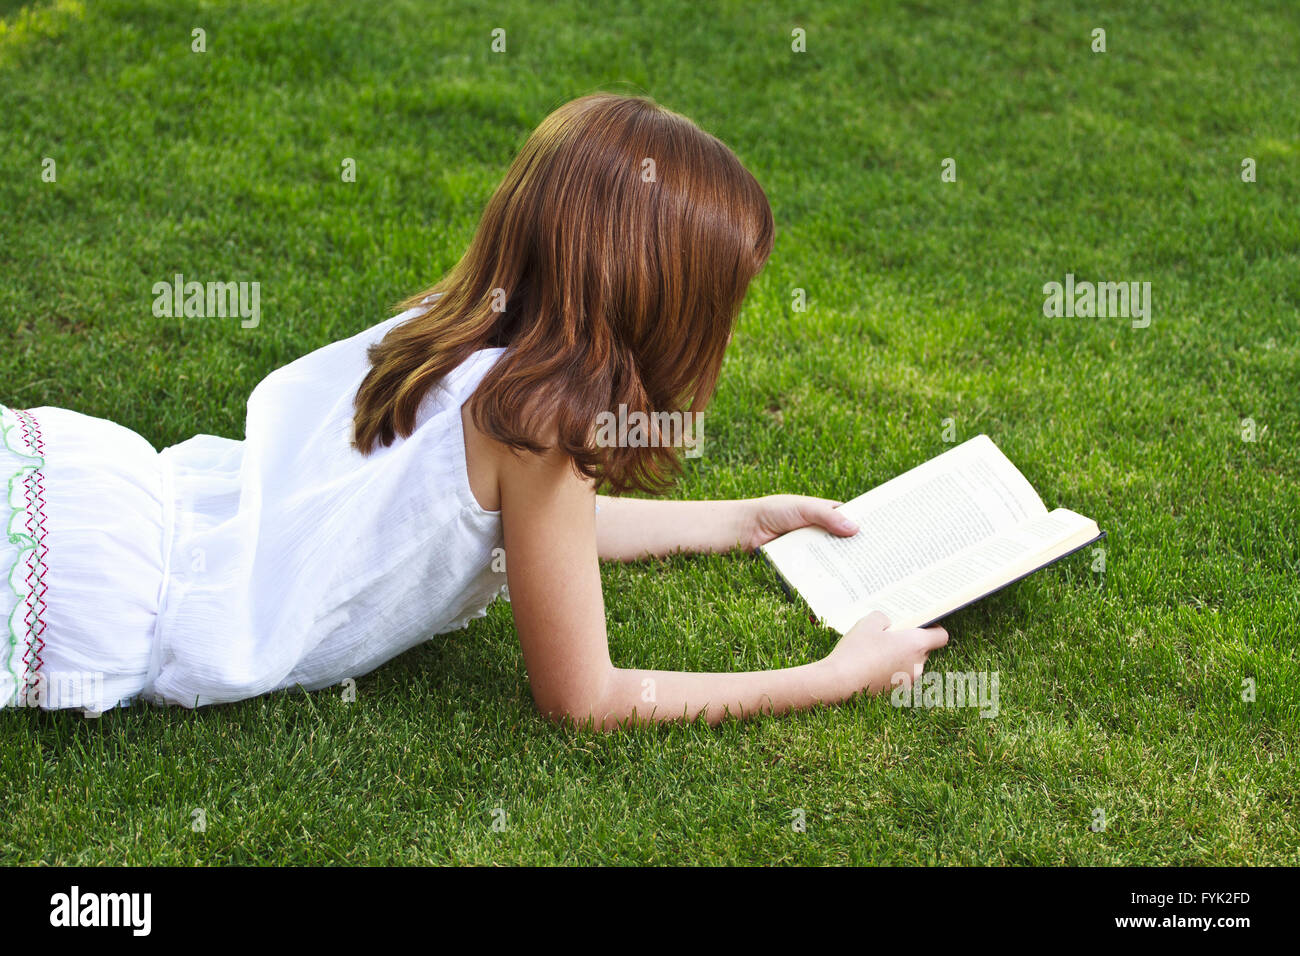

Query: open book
left=758, top=435, right=1103, bottom=633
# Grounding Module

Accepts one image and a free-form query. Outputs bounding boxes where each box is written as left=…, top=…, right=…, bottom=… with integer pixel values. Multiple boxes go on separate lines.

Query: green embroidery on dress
left=0, top=404, right=46, bottom=707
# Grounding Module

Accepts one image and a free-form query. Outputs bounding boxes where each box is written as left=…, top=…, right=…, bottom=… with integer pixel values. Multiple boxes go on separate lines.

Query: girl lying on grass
left=1, top=93, right=946, bottom=727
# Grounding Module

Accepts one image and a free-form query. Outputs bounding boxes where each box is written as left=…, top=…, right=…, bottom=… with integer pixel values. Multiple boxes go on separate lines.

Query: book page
left=762, top=435, right=1046, bottom=625
left=824, top=508, right=1100, bottom=632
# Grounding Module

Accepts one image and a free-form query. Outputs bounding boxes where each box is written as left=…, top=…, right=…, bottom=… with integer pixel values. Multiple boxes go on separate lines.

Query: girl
left=2, top=93, right=947, bottom=727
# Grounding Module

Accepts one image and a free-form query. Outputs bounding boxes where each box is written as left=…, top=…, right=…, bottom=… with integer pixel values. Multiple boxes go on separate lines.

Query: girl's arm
left=593, top=493, right=861, bottom=560
left=499, top=439, right=948, bottom=730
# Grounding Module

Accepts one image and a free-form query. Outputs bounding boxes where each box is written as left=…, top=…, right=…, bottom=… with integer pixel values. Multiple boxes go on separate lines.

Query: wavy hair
left=352, top=93, right=775, bottom=494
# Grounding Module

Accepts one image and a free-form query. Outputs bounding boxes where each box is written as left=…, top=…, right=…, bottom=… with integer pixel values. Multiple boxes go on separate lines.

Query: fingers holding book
left=823, top=610, right=950, bottom=700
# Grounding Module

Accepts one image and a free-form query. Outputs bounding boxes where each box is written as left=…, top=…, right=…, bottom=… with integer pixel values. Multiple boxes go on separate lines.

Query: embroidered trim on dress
left=2, top=405, right=49, bottom=707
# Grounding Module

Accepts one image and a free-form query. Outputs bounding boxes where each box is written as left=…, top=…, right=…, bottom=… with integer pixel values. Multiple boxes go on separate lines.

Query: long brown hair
left=352, top=93, right=775, bottom=494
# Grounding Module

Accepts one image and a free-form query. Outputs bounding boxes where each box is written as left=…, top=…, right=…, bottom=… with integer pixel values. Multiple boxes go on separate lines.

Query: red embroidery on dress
left=13, top=410, right=49, bottom=698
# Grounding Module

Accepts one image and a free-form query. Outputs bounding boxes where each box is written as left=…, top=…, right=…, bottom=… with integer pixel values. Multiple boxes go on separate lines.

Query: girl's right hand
left=823, top=611, right=950, bottom=698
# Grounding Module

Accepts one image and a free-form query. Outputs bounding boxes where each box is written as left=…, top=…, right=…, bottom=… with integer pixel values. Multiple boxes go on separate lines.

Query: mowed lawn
left=1, top=0, right=1297, bottom=865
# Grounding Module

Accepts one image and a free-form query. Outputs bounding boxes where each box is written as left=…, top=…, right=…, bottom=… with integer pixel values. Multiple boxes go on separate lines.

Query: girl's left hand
left=745, top=494, right=860, bottom=550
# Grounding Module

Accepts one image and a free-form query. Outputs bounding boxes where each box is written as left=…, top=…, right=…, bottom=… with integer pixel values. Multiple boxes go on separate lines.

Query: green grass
left=1, top=0, right=1297, bottom=865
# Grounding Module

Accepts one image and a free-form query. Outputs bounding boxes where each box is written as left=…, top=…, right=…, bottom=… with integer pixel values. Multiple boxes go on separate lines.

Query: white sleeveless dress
left=2, top=303, right=510, bottom=712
